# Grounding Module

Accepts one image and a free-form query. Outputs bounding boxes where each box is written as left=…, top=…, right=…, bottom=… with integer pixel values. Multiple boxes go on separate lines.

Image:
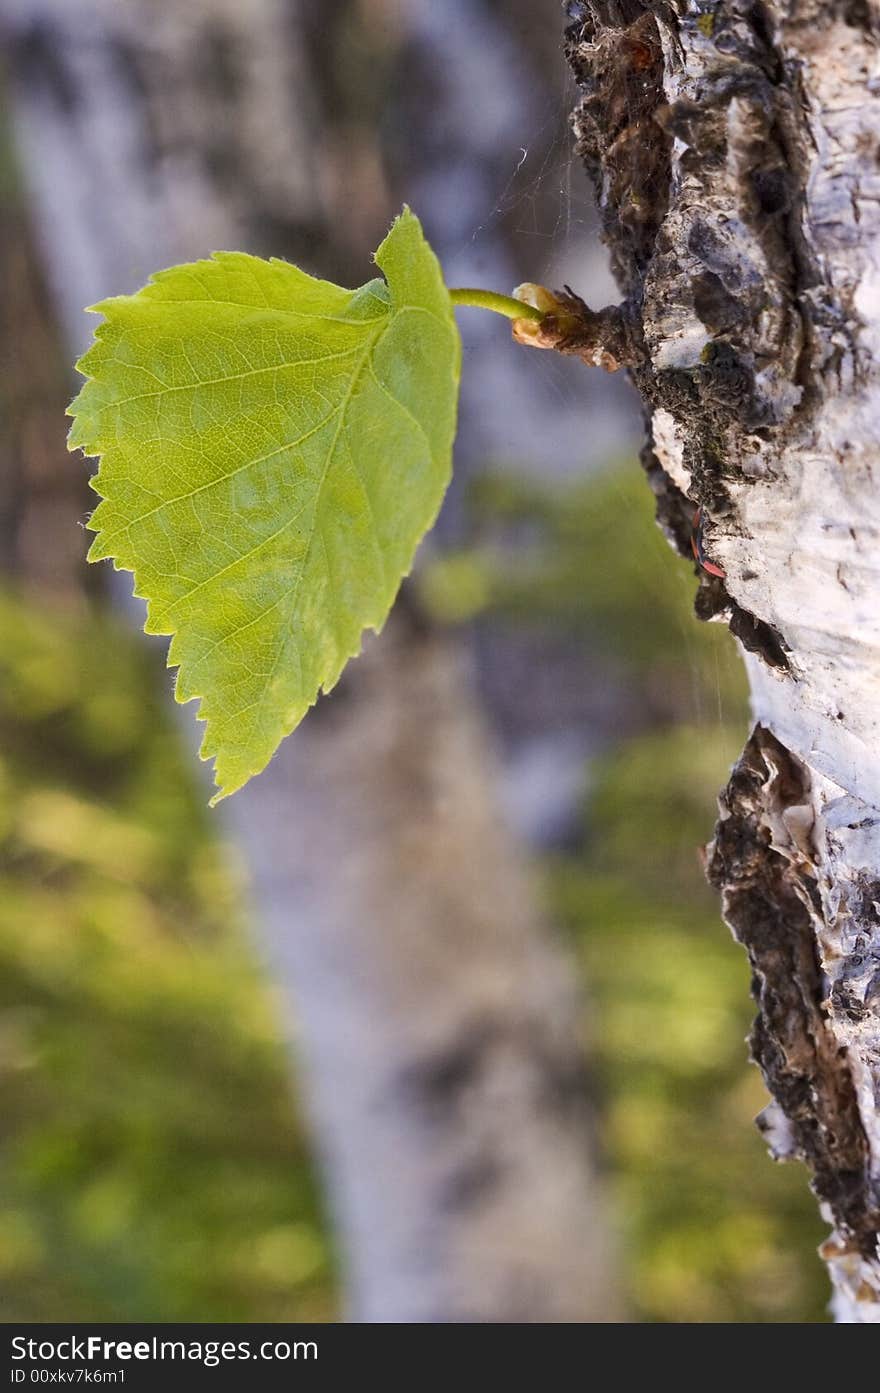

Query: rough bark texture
left=565, top=0, right=880, bottom=1318
left=1, top=0, right=620, bottom=1321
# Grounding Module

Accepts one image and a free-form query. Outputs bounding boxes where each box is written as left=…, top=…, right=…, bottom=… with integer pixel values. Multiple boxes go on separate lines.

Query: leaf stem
left=449, top=287, right=545, bottom=323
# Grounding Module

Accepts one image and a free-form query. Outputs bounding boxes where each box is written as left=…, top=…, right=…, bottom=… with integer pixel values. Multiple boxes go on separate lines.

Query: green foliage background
left=0, top=596, right=334, bottom=1321
left=0, top=460, right=826, bottom=1322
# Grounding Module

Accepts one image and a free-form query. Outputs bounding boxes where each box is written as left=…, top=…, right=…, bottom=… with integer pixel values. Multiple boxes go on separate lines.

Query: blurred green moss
left=0, top=593, right=334, bottom=1321
left=470, top=459, right=828, bottom=1322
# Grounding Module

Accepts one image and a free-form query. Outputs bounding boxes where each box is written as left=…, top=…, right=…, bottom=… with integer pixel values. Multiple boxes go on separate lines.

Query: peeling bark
left=706, top=727, right=880, bottom=1307
left=566, top=0, right=880, bottom=1318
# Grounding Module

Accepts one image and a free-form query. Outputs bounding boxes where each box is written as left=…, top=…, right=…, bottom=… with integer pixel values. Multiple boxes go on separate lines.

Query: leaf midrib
left=242, top=323, right=388, bottom=736
left=145, top=294, right=388, bottom=328
left=173, top=316, right=393, bottom=754
left=102, top=341, right=363, bottom=411
left=97, top=401, right=346, bottom=549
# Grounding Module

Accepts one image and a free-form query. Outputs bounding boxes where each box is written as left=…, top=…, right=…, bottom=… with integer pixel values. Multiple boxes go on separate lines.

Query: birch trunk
left=566, top=0, right=880, bottom=1320
left=1, top=0, right=620, bottom=1321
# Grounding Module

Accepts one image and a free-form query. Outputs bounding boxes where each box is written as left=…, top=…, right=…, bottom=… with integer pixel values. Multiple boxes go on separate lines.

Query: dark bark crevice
left=707, top=726, right=880, bottom=1255
left=564, top=0, right=819, bottom=582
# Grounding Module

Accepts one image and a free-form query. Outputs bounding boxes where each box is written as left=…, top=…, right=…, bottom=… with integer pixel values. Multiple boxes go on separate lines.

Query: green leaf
left=68, top=209, right=460, bottom=800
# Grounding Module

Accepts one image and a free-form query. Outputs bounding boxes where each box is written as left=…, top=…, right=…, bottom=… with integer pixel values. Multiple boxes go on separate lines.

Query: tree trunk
left=244, top=612, right=618, bottom=1321
left=1, top=0, right=620, bottom=1321
left=0, top=163, right=90, bottom=601
left=565, top=0, right=880, bottom=1320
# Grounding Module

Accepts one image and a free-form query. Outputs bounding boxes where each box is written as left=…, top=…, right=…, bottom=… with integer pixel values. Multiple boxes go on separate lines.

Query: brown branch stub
left=511, top=283, right=644, bottom=371
left=706, top=726, right=880, bottom=1259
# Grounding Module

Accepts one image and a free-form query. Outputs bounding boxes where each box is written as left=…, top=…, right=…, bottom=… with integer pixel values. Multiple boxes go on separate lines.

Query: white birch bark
left=567, top=0, right=880, bottom=1319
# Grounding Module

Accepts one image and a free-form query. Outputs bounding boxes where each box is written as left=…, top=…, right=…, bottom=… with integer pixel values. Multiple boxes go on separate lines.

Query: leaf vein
left=96, top=404, right=342, bottom=544
left=101, top=343, right=362, bottom=410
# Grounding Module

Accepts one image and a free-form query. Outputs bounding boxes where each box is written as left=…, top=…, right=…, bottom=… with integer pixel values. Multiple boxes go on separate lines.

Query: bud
left=511, top=283, right=592, bottom=351
left=512, top=283, right=566, bottom=316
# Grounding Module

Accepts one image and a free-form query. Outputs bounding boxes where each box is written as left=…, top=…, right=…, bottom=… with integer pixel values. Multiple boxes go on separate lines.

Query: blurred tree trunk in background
left=564, top=1, right=880, bottom=1320
left=0, top=0, right=620, bottom=1320
left=0, top=150, right=90, bottom=599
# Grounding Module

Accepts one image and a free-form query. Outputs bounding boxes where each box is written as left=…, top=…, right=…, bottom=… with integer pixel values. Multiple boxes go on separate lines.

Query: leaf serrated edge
left=67, top=211, right=459, bottom=801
